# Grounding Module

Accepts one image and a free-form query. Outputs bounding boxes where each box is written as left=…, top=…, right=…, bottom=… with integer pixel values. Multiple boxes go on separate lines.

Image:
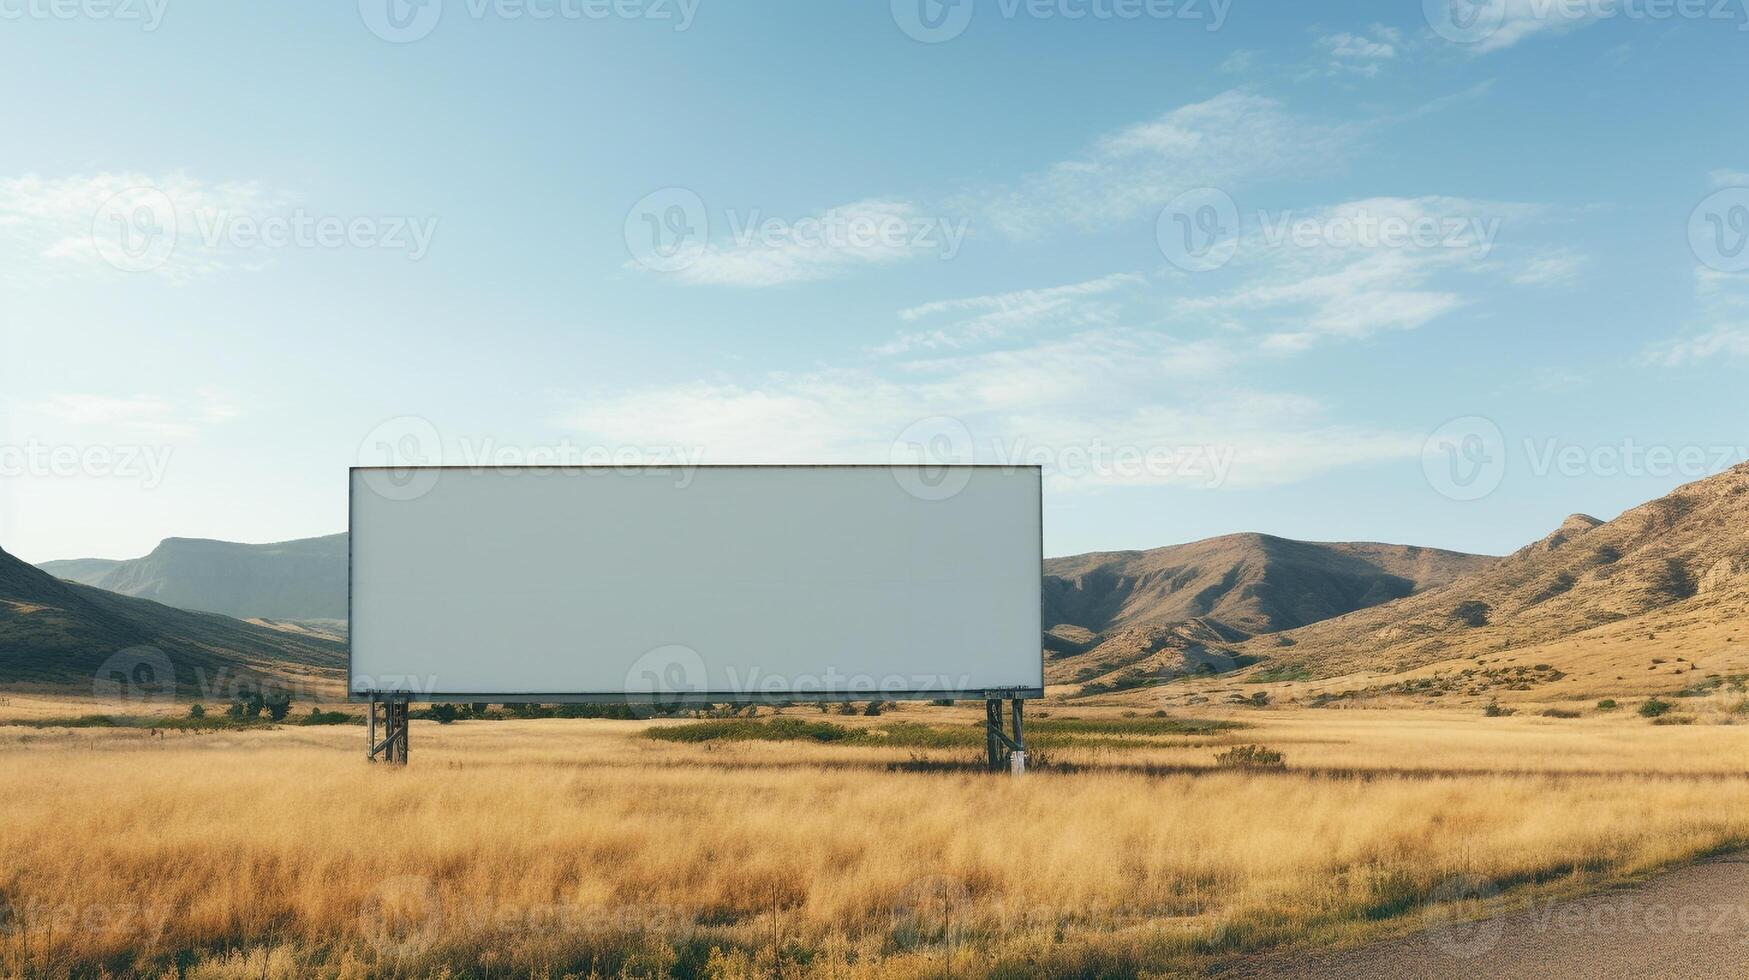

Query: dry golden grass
left=3, top=709, right=1749, bottom=978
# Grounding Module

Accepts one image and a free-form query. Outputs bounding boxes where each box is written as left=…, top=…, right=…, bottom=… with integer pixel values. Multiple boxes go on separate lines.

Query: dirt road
left=1228, top=854, right=1749, bottom=979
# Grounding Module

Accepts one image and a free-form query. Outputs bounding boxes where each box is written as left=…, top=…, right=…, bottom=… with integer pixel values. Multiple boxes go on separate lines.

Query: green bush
left=188, top=703, right=205, bottom=719
left=428, top=703, right=460, bottom=724
left=1214, top=744, right=1285, bottom=770
left=263, top=692, right=292, bottom=722
left=297, top=708, right=353, bottom=726
left=1596, top=699, right=1618, bottom=711
left=1639, top=698, right=1673, bottom=719
left=1483, top=701, right=1516, bottom=717
left=227, top=685, right=264, bottom=719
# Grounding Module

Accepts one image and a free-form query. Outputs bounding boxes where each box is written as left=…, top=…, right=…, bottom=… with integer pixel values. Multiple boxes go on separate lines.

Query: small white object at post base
left=1010, top=750, right=1026, bottom=775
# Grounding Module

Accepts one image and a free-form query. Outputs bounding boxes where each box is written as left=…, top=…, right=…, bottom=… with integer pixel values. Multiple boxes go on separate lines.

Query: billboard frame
left=346, top=464, right=1044, bottom=705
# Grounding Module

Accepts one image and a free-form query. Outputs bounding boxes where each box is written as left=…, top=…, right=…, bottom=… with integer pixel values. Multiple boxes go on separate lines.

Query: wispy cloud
left=1508, top=249, right=1587, bottom=286
left=0, top=172, right=280, bottom=285
left=29, top=390, right=242, bottom=438
left=1426, top=0, right=1611, bottom=54
left=875, top=273, right=1144, bottom=355
left=557, top=317, right=1421, bottom=491
left=978, top=91, right=1355, bottom=238
left=630, top=90, right=1354, bottom=288
left=1655, top=324, right=1749, bottom=365
left=1173, top=196, right=1552, bottom=349
left=1317, top=26, right=1401, bottom=77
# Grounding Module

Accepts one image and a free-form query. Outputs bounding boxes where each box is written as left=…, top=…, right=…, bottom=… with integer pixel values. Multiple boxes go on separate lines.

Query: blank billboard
left=348, top=465, right=1042, bottom=702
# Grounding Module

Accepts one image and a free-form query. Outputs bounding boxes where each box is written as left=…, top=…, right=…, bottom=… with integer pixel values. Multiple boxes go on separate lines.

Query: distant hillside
left=1243, top=463, right=1749, bottom=681
left=1041, top=534, right=1494, bottom=693
left=1043, top=534, right=1494, bottom=636
left=1, top=545, right=345, bottom=696
left=39, top=534, right=347, bottom=622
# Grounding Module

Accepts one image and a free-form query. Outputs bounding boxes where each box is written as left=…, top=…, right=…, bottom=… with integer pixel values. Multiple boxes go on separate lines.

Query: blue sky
left=2, top=0, right=1747, bottom=564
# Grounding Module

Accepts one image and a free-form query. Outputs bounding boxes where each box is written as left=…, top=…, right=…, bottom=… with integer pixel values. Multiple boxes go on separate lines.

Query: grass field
left=3, top=699, right=1749, bottom=978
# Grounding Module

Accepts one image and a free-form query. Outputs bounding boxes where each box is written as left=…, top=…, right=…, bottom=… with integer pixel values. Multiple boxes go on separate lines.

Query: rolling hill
left=1043, top=534, right=1494, bottom=635
left=1041, top=534, right=1495, bottom=690
left=1234, top=463, right=1749, bottom=685
left=39, top=533, right=348, bottom=623
left=1, top=545, right=345, bottom=697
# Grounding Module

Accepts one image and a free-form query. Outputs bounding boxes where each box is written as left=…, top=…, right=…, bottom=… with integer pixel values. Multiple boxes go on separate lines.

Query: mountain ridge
left=1232, top=463, right=1749, bottom=681
left=2, top=545, right=345, bottom=696
left=39, top=533, right=349, bottom=622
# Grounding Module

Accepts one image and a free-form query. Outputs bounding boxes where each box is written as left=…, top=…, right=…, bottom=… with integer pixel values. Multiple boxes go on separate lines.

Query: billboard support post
left=984, top=697, right=1027, bottom=774
left=368, top=695, right=410, bottom=765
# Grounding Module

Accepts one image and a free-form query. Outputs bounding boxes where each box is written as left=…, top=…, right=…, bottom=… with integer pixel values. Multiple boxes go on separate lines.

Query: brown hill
left=0, top=545, right=345, bottom=698
left=1043, top=534, right=1494, bottom=636
left=1242, top=463, right=1749, bottom=683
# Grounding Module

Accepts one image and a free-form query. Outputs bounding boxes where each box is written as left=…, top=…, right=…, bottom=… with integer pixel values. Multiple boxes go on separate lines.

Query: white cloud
left=1508, top=249, right=1587, bottom=286
left=633, top=90, right=1368, bottom=287
left=1173, top=197, right=1542, bottom=346
left=1430, top=0, right=1610, bottom=54
left=1655, top=325, right=1749, bottom=365
left=1219, top=50, right=1260, bottom=73
left=28, top=391, right=242, bottom=438
left=876, top=273, right=1144, bottom=355
left=0, top=172, right=280, bottom=286
left=1318, top=26, right=1401, bottom=77
left=1652, top=260, right=1749, bottom=365
left=556, top=326, right=1421, bottom=491
left=977, top=91, right=1355, bottom=238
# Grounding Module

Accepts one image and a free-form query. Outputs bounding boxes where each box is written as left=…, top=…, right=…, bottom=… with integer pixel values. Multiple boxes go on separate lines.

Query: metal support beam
left=983, top=697, right=1027, bottom=774
left=368, top=695, right=410, bottom=765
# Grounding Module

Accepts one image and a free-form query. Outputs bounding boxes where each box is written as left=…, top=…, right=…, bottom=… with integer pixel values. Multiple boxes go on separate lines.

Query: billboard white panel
left=348, top=466, right=1042, bottom=701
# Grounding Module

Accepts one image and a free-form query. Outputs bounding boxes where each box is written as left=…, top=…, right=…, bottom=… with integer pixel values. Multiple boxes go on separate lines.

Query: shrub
left=227, top=685, right=264, bottom=720
left=1596, top=699, right=1618, bottom=710
left=263, top=692, right=292, bottom=722
left=428, top=703, right=460, bottom=724
left=1639, top=698, right=1673, bottom=719
left=1540, top=708, right=1580, bottom=719
left=1451, top=600, right=1492, bottom=628
left=298, top=708, right=352, bottom=726
left=836, top=702, right=859, bottom=716
left=863, top=701, right=887, bottom=716
left=188, top=703, right=206, bottom=719
left=1483, top=701, right=1516, bottom=717
left=1214, top=744, right=1285, bottom=770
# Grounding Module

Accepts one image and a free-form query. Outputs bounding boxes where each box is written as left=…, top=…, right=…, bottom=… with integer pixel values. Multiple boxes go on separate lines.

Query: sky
left=2, top=0, right=1747, bottom=564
